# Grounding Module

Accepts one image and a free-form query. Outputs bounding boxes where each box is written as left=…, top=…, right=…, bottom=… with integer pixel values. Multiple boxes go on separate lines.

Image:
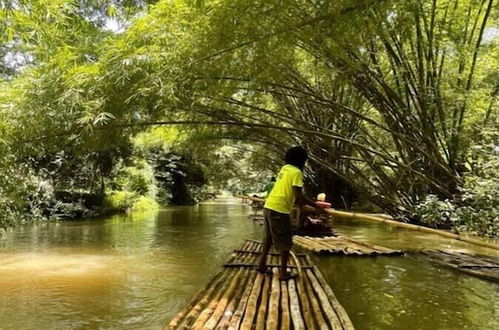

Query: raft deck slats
left=224, top=263, right=313, bottom=269
left=166, top=239, right=354, bottom=329
left=293, top=235, right=404, bottom=256
left=421, top=250, right=499, bottom=283
left=233, top=249, right=307, bottom=256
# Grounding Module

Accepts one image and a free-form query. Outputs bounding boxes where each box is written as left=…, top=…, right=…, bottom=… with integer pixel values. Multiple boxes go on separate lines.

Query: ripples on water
left=0, top=198, right=497, bottom=330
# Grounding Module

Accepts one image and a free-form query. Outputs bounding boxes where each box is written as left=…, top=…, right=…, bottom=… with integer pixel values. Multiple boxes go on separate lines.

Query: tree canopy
left=1, top=0, right=498, bottom=235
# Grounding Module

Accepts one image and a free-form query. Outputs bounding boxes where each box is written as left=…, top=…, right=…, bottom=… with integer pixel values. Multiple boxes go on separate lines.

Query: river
left=0, top=197, right=497, bottom=329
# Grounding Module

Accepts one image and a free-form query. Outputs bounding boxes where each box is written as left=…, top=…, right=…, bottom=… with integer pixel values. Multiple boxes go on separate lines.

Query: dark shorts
left=263, top=208, right=292, bottom=252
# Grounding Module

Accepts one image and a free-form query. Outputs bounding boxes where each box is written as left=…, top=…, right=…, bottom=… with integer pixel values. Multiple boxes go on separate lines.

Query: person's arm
left=293, top=186, right=329, bottom=214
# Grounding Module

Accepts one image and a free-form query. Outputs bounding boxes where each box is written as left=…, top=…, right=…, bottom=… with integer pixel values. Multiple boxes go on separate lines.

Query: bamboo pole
left=166, top=271, right=222, bottom=329
left=311, top=264, right=355, bottom=330
left=290, top=253, right=315, bottom=329
left=422, top=251, right=499, bottom=283
left=191, top=268, right=240, bottom=329
left=306, top=237, right=337, bottom=253
left=340, top=236, right=402, bottom=255
left=202, top=268, right=246, bottom=329
left=302, top=270, right=330, bottom=330
left=332, top=209, right=499, bottom=250
left=241, top=240, right=252, bottom=251
left=235, top=196, right=498, bottom=250
left=215, top=269, right=250, bottom=329
left=294, top=236, right=325, bottom=253
left=288, top=279, right=305, bottom=330
left=239, top=274, right=264, bottom=329
left=290, top=250, right=303, bottom=279
left=266, top=268, right=281, bottom=330
left=228, top=271, right=258, bottom=329
left=296, top=236, right=332, bottom=254
left=177, top=269, right=230, bottom=329
left=306, top=269, right=343, bottom=330
left=280, top=281, right=291, bottom=330
left=255, top=275, right=271, bottom=330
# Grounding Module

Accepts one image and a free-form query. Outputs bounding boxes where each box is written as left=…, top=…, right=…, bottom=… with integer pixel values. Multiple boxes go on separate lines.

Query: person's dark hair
left=285, top=146, right=308, bottom=170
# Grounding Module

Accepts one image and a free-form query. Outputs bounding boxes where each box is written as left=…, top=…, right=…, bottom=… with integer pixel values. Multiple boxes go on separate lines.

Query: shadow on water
left=0, top=198, right=497, bottom=329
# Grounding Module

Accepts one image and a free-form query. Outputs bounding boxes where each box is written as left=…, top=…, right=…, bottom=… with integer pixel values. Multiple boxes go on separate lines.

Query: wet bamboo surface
left=166, top=239, right=354, bottom=329
left=293, top=236, right=403, bottom=256
left=421, top=250, right=499, bottom=283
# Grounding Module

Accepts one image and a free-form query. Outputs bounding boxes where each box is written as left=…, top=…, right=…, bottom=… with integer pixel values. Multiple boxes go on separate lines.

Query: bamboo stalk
left=191, top=268, right=240, bottom=329
left=280, top=280, right=291, bottom=330
left=422, top=251, right=499, bottom=283
left=307, top=237, right=337, bottom=253
left=242, top=240, right=252, bottom=250
left=311, top=264, right=355, bottom=330
left=331, top=209, right=499, bottom=250
left=243, top=241, right=254, bottom=253
left=244, top=238, right=263, bottom=244
left=202, top=268, right=246, bottom=329
left=341, top=236, right=401, bottom=254
left=300, top=237, right=333, bottom=254
left=228, top=270, right=258, bottom=329
left=288, top=279, right=305, bottom=329
left=177, top=269, right=230, bottom=329
left=234, top=250, right=307, bottom=256
left=216, top=269, right=251, bottom=329
left=290, top=250, right=303, bottom=279
left=306, top=269, right=343, bottom=329
left=294, top=236, right=325, bottom=253
left=291, top=254, right=315, bottom=329
left=166, top=271, right=222, bottom=329
left=302, top=269, right=331, bottom=330
left=266, top=268, right=280, bottom=330
left=255, top=275, right=271, bottom=330
left=238, top=249, right=252, bottom=265
left=239, top=273, right=264, bottom=329
left=224, top=263, right=312, bottom=269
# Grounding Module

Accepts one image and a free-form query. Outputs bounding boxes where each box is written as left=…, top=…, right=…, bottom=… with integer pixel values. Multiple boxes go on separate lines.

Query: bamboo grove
left=0, top=0, right=498, bottom=235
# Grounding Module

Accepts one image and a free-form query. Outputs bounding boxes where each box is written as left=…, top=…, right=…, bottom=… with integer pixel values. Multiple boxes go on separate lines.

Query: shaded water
left=0, top=198, right=497, bottom=329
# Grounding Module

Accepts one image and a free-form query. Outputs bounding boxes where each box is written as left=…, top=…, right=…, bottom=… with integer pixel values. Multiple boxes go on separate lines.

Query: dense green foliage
left=0, top=0, right=497, bottom=235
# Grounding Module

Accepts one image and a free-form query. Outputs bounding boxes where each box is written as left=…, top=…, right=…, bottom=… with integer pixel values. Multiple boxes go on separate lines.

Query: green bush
left=112, top=158, right=156, bottom=196
left=131, top=196, right=159, bottom=211
left=413, top=195, right=455, bottom=228
left=413, top=135, right=499, bottom=237
left=106, top=190, right=138, bottom=210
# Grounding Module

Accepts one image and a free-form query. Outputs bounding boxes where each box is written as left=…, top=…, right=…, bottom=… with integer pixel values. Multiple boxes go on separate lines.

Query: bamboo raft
left=235, top=195, right=499, bottom=251
left=421, top=250, right=499, bottom=283
left=293, top=236, right=403, bottom=256
left=166, top=239, right=354, bottom=329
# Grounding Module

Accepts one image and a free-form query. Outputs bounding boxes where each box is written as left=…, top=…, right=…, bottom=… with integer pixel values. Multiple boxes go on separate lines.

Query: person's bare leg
left=257, top=238, right=271, bottom=272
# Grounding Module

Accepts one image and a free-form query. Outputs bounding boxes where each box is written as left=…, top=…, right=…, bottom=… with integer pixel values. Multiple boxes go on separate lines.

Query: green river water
left=0, top=197, right=497, bottom=329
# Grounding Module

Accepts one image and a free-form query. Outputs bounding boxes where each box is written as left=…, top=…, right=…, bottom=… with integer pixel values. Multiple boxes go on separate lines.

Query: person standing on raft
left=256, top=146, right=327, bottom=281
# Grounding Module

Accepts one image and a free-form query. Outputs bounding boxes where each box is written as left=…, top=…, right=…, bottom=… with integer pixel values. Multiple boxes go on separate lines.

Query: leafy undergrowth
left=413, top=136, right=499, bottom=238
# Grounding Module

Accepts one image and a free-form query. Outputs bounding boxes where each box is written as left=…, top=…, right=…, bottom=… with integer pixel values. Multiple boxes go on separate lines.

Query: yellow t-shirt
left=264, top=165, right=304, bottom=214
